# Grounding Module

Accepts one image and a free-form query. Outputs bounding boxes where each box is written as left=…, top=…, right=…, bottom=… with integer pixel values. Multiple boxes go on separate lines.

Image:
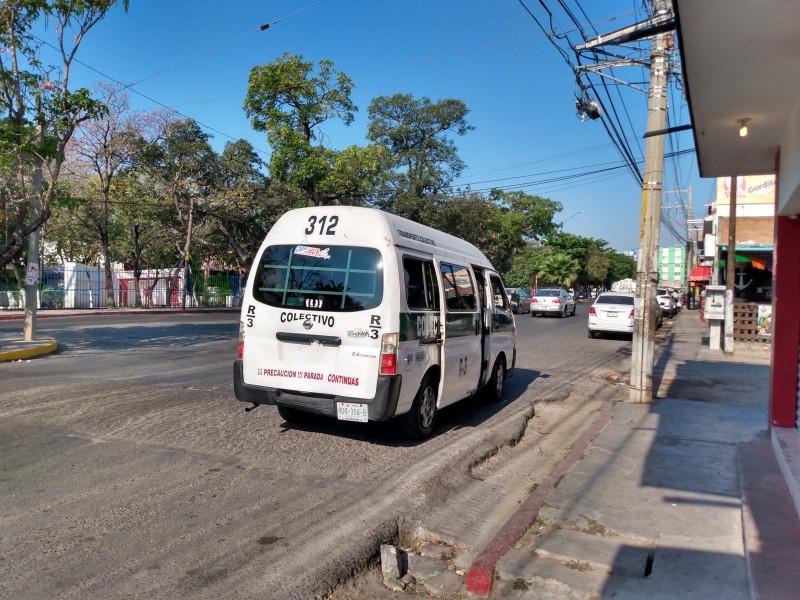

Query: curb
left=464, top=400, right=614, bottom=596
left=0, top=337, right=58, bottom=362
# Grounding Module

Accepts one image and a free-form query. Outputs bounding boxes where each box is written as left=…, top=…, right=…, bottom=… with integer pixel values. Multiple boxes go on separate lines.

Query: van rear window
left=253, top=245, right=383, bottom=311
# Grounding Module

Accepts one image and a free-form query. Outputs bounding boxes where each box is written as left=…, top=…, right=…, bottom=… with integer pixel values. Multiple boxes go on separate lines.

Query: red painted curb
left=464, top=400, right=614, bottom=596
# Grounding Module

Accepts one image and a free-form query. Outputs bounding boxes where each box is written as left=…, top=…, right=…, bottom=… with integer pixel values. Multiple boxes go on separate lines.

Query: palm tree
left=538, top=253, right=580, bottom=288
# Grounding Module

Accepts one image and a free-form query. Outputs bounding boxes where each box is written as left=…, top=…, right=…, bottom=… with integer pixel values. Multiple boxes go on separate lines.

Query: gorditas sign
left=716, top=175, right=776, bottom=205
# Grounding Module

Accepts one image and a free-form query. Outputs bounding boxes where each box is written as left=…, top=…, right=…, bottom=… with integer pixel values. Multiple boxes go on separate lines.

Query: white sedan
left=530, top=288, right=576, bottom=318
left=588, top=292, right=663, bottom=338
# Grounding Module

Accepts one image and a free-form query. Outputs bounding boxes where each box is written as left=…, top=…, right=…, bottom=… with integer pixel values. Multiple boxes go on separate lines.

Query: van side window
left=489, top=275, right=509, bottom=310
left=440, top=263, right=476, bottom=311
left=403, top=257, right=439, bottom=311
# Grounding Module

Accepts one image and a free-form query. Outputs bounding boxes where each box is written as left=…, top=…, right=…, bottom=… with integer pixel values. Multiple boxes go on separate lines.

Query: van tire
left=484, top=356, right=506, bottom=403
left=401, top=376, right=438, bottom=439
left=277, top=405, right=315, bottom=425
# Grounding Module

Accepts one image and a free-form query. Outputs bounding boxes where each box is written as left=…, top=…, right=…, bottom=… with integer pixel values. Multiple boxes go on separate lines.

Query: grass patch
left=582, top=519, right=610, bottom=536
left=566, top=560, right=593, bottom=572
left=513, top=578, right=530, bottom=591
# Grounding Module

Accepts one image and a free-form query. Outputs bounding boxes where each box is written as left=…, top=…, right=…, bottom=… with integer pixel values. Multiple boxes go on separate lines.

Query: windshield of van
left=253, top=244, right=383, bottom=311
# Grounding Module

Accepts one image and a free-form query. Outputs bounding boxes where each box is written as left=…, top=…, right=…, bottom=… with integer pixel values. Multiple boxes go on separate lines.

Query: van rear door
left=242, top=243, right=386, bottom=400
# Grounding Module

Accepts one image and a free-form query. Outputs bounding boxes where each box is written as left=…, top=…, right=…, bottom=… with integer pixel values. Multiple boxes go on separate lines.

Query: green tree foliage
left=538, top=252, right=581, bottom=288
left=607, top=251, right=637, bottom=284
left=503, top=245, right=549, bottom=288
left=207, top=138, right=287, bottom=271
left=490, top=189, right=562, bottom=242
left=110, top=172, right=176, bottom=307
left=137, top=118, right=219, bottom=306
left=0, top=0, right=127, bottom=269
left=367, top=93, right=473, bottom=219
left=243, top=53, right=356, bottom=207
left=585, top=246, right=612, bottom=287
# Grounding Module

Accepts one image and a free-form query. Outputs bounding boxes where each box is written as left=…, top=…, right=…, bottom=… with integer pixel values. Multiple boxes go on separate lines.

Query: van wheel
left=401, top=376, right=437, bottom=439
left=484, top=356, right=506, bottom=403
left=277, top=405, right=314, bottom=425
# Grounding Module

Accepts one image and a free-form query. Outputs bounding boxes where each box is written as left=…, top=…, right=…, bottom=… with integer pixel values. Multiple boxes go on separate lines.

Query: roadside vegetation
left=1, top=2, right=635, bottom=300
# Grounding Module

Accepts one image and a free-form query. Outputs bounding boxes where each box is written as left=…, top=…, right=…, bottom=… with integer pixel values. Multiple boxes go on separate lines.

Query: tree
left=243, top=53, right=356, bottom=207
left=490, top=189, right=561, bottom=242
left=206, top=138, right=286, bottom=272
left=111, top=172, right=176, bottom=308
left=0, top=0, right=127, bottom=270
left=64, top=83, right=151, bottom=306
left=139, top=118, right=218, bottom=307
left=606, top=251, right=637, bottom=287
left=503, top=245, right=549, bottom=289
left=538, top=253, right=581, bottom=288
left=585, top=246, right=612, bottom=288
left=316, top=143, right=393, bottom=207
left=367, top=93, right=473, bottom=219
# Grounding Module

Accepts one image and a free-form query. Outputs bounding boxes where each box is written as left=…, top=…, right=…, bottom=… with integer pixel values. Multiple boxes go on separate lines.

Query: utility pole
left=629, top=0, right=671, bottom=403
left=574, top=0, right=675, bottom=401
left=724, top=176, right=737, bottom=353
left=23, top=106, right=44, bottom=342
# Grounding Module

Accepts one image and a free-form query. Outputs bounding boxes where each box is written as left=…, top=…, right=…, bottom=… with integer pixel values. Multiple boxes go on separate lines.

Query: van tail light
left=589, top=306, right=597, bottom=316
left=380, top=332, right=399, bottom=376
left=238, top=322, right=245, bottom=360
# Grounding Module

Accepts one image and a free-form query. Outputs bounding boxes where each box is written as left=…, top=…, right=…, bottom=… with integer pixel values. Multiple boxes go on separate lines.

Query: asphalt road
left=0, top=306, right=636, bottom=599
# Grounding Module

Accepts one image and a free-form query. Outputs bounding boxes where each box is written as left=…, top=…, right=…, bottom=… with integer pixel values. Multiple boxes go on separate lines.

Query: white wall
left=778, top=99, right=800, bottom=217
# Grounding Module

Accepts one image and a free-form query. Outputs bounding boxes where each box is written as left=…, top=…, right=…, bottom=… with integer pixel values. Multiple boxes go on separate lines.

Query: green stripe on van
left=399, top=312, right=440, bottom=343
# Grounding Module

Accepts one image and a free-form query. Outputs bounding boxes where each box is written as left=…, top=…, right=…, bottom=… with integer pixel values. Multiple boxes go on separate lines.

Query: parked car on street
left=588, top=292, right=663, bottom=338
left=530, top=288, right=576, bottom=318
left=505, top=287, right=531, bottom=314
left=656, top=288, right=677, bottom=317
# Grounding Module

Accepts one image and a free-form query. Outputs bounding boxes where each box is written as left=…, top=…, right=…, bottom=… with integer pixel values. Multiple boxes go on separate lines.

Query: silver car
left=530, top=288, right=576, bottom=318
left=506, top=287, right=531, bottom=314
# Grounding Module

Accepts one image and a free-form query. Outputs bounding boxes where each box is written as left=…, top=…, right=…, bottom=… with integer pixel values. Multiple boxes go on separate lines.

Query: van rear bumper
left=232, top=360, right=401, bottom=421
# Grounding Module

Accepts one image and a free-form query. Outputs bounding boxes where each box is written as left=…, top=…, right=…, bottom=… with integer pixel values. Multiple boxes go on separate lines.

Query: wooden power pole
left=629, top=0, right=671, bottom=403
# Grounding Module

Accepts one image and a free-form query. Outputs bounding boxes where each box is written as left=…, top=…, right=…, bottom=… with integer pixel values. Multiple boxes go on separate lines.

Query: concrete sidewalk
left=470, top=311, right=800, bottom=599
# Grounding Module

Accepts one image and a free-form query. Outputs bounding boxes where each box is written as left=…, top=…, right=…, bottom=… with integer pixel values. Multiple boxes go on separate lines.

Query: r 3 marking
left=246, top=305, right=256, bottom=327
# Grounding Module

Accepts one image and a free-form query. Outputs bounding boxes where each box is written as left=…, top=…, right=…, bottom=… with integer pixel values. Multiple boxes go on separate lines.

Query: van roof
left=268, top=206, right=496, bottom=269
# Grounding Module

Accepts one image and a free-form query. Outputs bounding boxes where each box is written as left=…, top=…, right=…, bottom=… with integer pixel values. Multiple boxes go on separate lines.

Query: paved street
left=0, top=306, right=632, bottom=599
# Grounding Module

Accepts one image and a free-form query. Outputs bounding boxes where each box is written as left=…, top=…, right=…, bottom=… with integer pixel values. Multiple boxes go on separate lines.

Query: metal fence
left=0, top=264, right=242, bottom=310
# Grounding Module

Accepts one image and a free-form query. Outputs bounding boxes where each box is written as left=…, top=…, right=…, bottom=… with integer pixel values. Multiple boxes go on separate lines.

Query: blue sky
left=39, top=0, right=714, bottom=253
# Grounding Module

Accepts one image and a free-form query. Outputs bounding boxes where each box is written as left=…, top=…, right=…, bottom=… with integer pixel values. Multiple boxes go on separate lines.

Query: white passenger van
left=233, top=206, right=516, bottom=438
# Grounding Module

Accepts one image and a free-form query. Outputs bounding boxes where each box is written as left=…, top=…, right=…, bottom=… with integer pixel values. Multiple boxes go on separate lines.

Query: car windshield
left=596, top=295, right=634, bottom=305
left=536, top=290, right=560, bottom=297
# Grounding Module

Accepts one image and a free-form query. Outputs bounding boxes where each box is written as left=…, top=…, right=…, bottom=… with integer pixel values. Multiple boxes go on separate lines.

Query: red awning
left=689, top=265, right=712, bottom=282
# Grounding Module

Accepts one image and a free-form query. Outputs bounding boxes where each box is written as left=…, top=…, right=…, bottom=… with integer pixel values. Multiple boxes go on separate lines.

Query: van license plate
left=336, top=402, right=368, bottom=422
